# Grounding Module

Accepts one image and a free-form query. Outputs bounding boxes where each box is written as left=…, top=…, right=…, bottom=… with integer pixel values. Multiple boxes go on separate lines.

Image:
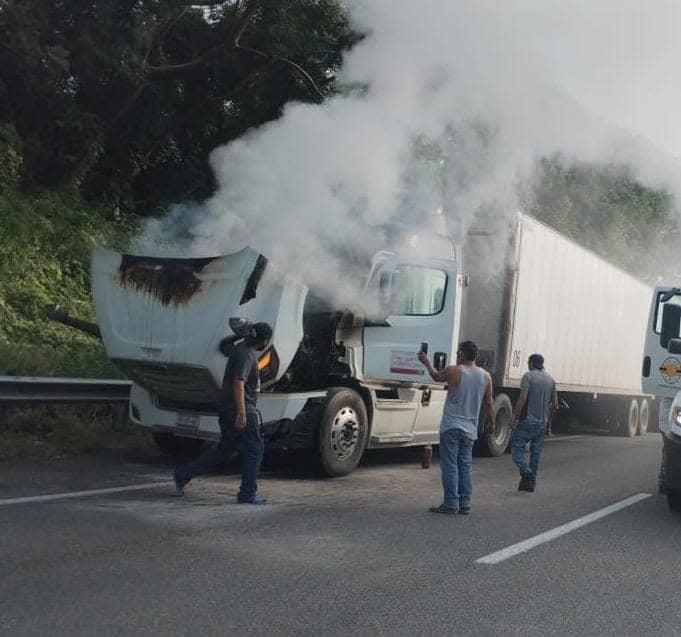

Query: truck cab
left=91, top=245, right=468, bottom=476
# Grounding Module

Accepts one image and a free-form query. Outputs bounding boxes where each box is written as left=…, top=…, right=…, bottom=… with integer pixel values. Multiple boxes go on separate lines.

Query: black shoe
left=459, top=506, right=471, bottom=515
left=429, top=504, right=458, bottom=514
left=173, top=470, right=189, bottom=496
left=518, top=473, right=534, bottom=492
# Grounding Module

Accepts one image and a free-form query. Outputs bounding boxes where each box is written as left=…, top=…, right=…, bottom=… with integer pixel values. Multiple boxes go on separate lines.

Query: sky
left=490, top=0, right=681, bottom=157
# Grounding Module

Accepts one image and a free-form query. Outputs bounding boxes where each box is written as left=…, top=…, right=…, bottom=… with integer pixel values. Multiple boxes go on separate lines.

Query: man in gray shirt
left=511, top=353, right=558, bottom=492
left=420, top=340, right=494, bottom=514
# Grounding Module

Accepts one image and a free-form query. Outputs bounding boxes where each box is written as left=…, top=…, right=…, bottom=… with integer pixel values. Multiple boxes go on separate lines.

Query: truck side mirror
left=434, top=352, right=447, bottom=371
left=661, top=303, right=681, bottom=348
left=669, top=338, right=681, bottom=355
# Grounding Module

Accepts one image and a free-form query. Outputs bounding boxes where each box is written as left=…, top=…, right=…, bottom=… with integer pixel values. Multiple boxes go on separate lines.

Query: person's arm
left=484, top=374, right=495, bottom=433
left=551, top=383, right=559, bottom=410
left=232, top=379, right=247, bottom=429
left=418, top=352, right=448, bottom=383
left=511, top=390, right=528, bottom=430
left=227, top=348, right=252, bottom=429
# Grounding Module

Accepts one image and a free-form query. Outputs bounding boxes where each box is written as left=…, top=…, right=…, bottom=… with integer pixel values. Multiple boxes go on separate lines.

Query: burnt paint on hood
left=118, top=254, right=217, bottom=306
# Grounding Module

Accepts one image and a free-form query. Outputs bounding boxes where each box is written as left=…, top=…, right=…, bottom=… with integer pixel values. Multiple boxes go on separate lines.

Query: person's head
left=457, top=340, right=478, bottom=364
left=245, top=322, right=273, bottom=351
left=528, top=353, right=544, bottom=370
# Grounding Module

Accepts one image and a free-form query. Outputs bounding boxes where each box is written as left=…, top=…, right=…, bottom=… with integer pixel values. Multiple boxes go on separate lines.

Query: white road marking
left=476, top=492, right=652, bottom=565
left=544, top=435, right=583, bottom=442
left=0, top=481, right=173, bottom=507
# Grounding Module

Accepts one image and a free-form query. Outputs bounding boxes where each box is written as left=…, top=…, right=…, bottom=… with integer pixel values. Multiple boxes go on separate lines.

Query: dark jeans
left=511, top=420, right=545, bottom=479
left=175, top=410, right=264, bottom=500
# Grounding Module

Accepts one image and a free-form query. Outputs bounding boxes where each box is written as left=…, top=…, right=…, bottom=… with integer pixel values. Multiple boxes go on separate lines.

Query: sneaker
left=429, top=504, right=458, bottom=514
left=237, top=495, right=267, bottom=505
left=173, top=470, right=189, bottom=496
left=459, top=506, right=471, bottom=515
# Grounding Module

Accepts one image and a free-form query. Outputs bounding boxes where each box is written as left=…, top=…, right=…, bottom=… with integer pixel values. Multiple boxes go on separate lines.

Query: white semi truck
left=89, top=213, right=653, bottom=476
left=642, top=286, right=681, bottom=511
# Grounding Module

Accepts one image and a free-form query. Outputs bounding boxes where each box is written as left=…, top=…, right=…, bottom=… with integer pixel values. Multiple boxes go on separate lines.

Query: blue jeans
left=511, top=420, right=545, bottom=478
left=175, top=410, right=264, bottom=500
left=439, top=428, right=474, bottom=509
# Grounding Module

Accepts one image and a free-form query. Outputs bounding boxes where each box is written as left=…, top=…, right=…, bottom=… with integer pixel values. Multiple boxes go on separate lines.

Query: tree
left=0, top=0, right=352, bottom=211
left=520, top=156, right=681, bottom=281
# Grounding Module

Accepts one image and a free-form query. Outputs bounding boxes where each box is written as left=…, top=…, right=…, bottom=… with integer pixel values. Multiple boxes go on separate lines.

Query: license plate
left=176, top=413, right=200, bottom=432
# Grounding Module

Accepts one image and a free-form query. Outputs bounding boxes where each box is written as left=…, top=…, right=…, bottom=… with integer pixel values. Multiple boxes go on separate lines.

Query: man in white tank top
left=420, top=341, right=494, bottom=514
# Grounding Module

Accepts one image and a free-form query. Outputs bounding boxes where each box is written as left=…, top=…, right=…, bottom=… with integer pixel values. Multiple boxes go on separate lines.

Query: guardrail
left=0, top=375, right=132, bottom=403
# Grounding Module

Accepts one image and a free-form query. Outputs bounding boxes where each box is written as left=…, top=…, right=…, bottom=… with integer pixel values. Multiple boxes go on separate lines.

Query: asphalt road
left=1, top=433, right=680, bottom=636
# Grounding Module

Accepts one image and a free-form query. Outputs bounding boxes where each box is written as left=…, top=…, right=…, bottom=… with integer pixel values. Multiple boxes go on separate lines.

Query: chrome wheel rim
left=330, top=406, right=360, bottom=461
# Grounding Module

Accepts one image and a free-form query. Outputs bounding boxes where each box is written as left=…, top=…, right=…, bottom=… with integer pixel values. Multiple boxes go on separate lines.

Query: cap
left=252, top=322, right=273, bottom=341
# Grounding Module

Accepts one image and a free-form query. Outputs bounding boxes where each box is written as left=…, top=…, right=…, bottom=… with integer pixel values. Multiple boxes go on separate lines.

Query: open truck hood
left=91, top=247, right=307, bottom=406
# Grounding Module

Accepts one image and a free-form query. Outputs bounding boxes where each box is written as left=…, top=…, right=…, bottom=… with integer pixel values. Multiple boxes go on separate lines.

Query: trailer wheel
left=153, top=432, right=204, bottom=459
left=668, top=491, right=681, bottom=513
left=637, top=399, right=650, bottom=436
left=476, top=394, right=513, bottom=457
left=317, top=388, right=369, bottom=477
left=621, top=399, right=639, bottom=437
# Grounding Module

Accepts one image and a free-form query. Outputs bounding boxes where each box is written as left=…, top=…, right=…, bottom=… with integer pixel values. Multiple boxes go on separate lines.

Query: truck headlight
left=258, top=346, right=280, bottom=385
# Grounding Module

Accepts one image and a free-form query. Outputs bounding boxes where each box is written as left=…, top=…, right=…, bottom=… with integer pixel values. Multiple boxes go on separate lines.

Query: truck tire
left=637, top=399, right=650, bottom=436
left=667, top=491, right=681, bottom=513
left=476, top=394, right=513, bottom=457
left=621, top=399, right=639, bottom=437
left=317, top=388, right=369, bottom=477
left=153, top=432, right=204, bottom=459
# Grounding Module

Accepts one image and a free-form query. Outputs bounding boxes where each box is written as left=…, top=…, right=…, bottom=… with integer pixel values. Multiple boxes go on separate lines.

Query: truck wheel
left=153, top=432, right=204, bottom=459
left=667, top=491, right=681, bottom=513
left=317, top=388, right=368, bottom=477
left=621, top=399, right=639, bottom=437
left=637, top=399, right=650, bottom=436
left=476, top=394, right=513, bottom=457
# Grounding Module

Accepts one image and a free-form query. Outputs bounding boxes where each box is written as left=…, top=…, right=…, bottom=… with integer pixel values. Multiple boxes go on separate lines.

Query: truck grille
left=113, top=359, right=219, bottom=404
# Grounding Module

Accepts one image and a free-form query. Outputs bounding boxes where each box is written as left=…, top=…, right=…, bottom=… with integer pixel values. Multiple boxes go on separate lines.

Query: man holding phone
left=173, top=322, right=273, bottom=504
left=419, top=340, right=494, bottom=514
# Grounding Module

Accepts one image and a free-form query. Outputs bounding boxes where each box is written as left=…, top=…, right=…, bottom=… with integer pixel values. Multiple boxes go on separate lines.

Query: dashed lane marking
left=476, top=492, right=652, bottom=565
left=0, top=481, right=173, bottom=507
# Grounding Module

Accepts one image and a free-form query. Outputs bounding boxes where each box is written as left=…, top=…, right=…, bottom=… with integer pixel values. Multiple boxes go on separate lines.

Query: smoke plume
left=135, top=0, right=681, bottom=300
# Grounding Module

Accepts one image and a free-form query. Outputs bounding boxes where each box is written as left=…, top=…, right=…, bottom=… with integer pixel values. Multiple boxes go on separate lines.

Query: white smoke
left=135, top=0, right=681, bottom=301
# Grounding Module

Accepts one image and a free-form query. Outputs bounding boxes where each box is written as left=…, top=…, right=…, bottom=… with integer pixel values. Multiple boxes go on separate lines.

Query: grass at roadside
left=0, top=188, right=134, bottom=377
left=0, top=404, right=154, bottom=462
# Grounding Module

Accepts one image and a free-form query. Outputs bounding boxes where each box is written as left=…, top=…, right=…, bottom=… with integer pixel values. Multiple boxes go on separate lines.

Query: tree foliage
left=521, top=156, right=680, bottom=282
left=0, top=0, right=352, bottom=212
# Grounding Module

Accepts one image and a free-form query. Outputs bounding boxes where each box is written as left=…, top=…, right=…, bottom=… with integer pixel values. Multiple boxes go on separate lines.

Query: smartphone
left=420, top=342, right=428, bottom=355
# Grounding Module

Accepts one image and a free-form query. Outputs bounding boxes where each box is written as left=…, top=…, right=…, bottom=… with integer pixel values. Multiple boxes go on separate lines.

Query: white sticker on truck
left=390, top=351, right=425, bottom=376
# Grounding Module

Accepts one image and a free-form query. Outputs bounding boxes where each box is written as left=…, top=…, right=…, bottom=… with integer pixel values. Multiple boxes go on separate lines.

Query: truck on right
left=642, top=286, right=681, bottom=511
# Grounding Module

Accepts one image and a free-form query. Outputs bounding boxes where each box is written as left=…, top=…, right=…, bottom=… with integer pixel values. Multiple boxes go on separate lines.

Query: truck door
left=643, top=286, right=681, bottom=399
left=363, top=257, right=461, bottom=384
